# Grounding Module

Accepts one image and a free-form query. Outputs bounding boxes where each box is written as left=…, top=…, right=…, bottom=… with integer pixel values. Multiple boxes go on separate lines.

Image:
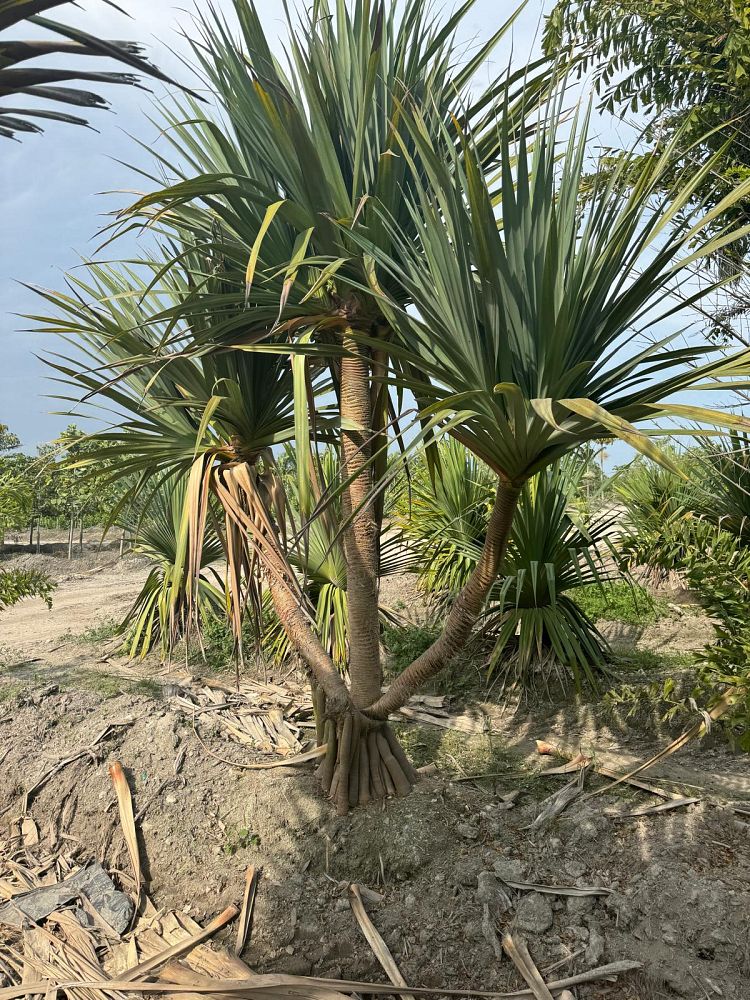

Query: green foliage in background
left=0, top=568, right=55, bottom=612
left=544, top=0, right=750, bottom=269
left=685, top=531, right=750, bottom=750
left=616, top=441, right=750, bottom=746
left=400, top=442, right=621, bottom=692
left=0, top=1, right=185, bottom=140
left=615, top=454, right=699, bottom=580
left=694, top=433, right=750, bottom=542
left=0, top=423, right=128, bottom=539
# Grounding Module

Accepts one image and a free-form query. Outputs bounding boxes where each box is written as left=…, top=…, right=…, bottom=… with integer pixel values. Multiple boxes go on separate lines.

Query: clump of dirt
left=1, top=675, right=748, bottom=999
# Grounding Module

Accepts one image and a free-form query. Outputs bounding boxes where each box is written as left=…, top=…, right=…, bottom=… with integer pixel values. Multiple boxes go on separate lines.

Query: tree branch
left=365, top=479, right=521, bottom=719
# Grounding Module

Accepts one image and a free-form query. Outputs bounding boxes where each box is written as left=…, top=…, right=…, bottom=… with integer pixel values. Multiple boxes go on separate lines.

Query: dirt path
left=1, top=567, right=142, bottom=651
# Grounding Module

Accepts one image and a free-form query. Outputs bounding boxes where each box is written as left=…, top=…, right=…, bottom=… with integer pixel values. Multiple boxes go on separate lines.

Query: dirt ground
left=1, top=540, right=749, bottom=999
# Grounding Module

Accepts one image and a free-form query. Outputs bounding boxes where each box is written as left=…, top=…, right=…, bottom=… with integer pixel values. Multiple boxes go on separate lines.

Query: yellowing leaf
left=245, top=200, right=286, bottom=300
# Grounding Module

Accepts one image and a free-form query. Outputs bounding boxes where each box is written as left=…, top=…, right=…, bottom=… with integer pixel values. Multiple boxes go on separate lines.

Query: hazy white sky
left=1, top=0, right=559, bottom=450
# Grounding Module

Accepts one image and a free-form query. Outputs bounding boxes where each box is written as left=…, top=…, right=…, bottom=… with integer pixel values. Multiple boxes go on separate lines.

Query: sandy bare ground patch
left=1, top=541, right=749, bottom=998
left=1, top=672, right=748, bottom=1000
left=0, top=569, right=143, bottom=652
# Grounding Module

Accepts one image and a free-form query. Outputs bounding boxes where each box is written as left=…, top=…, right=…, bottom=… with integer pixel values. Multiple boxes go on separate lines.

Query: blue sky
left=0, top=0, right=557, bottom=452
left=0, top=0, right=663, bottom=475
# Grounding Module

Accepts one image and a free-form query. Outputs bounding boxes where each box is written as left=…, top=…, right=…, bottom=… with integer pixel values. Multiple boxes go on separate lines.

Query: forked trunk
left=246, top=336, right=521, bottom=813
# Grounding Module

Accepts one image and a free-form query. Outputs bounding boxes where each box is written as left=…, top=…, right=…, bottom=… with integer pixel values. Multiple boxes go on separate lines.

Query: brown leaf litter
left=0, top=754, right=644, bottom=1000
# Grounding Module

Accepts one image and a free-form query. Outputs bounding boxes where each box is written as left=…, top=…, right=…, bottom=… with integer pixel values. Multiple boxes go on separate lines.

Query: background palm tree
left=400, top=442, right=619, bottom=692
left=116, top=474, right=225, bottom=661
left=0, top=1, right=185, bottom=138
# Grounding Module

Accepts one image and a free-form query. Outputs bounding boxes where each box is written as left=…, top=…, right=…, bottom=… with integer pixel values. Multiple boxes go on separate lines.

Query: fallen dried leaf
left=609, top=797, right=701, bottom=819
left=348, top=884, right=414, bottom=1000
left=0, top=959, right=644, bottom=1000
left=120, top=905, right=239, bottom=982
left=502, top=933, right=553, bottom=1000
left=501, top=881, right=611, bottom=897
left=235, top=866, right=259, bottom=957
left=108, top=762, right=140, bottom=907
left=527, top=769, right=587, bottom=830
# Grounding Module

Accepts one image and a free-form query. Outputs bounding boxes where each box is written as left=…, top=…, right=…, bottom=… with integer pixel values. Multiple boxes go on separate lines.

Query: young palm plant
left=116, top=475, right=225, bottom=661
left=401, top=442, right=617, bottom=692
left=615, top=454, right=697, bottom=581
left=484, top=460, right=617, bottom=693
left=38, top=2, right=750, bottom=812
left=694, top=434, right=750, bottom=542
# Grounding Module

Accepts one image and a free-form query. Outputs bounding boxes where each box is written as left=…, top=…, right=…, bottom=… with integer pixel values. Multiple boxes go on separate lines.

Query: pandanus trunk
left=339, top=329, right=382, bottom=708
left=259, top=330, right=521, bottom=813
left=318, top=713, right=419, bottom=814
left=367, top=481, right=521, bottom=720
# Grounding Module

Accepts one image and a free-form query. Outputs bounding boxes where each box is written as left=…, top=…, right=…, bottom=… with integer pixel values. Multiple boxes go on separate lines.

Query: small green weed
left=383, top=623, right=437, bottom=675
left=603, top=677, right=686, bottom=723
left=75, top=673, right=165, bottom=700
left=0, top=681, right=23, bottom=703
left=222, top=826, right=261, bottom=856
left=183, top=613, right=254, bottom=675
left=66, top=617, right=120, bottom=645
left=612, top=648, right=697, bottom=674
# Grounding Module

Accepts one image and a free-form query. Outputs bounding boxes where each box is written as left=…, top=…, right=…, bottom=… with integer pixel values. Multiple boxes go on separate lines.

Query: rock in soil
left=514, top=892, right=553, bottom=935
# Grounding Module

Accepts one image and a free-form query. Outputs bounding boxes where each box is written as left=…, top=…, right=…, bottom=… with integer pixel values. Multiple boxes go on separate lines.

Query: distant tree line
left=0, top=423, right=124, bottom=554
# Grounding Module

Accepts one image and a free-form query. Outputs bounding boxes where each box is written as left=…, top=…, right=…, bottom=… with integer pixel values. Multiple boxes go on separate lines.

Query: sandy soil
left=1, top=541, right=749, bottom=999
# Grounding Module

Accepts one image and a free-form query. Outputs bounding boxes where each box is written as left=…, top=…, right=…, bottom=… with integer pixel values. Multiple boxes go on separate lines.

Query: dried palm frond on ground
left=168, top=676, right=490, bottom=770
left=172, top=683, right=309, bottom=759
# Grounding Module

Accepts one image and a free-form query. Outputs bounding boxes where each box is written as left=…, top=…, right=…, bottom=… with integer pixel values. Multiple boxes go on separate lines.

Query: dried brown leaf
left=119, top=906, right=239, bottom=982
left=348, top=884, right=414, bottom=1000
left=234, top=866, right=259, bottom=957
left=502, top=933, right=553, bottom=1000
left=108, top=762, right=140, bottom=904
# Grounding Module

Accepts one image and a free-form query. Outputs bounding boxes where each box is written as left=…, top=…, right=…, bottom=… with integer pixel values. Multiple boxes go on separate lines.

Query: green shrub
left=614, top=454, right=698, bottom=580
left=382, top=623, right=480, bottom=700
left=611, top=442, right=750, bottom=748
left=684, top=531, right=750, bottom=750
left=77, top=617, right=119, bottom=644
left=0, top=569, right=55, bottom=612
left=571, top=581, right=669, bottom=625
left=603, top=676, right=688, bottom=724
left=399, top=442, right=621, bottom=693
left=382, top=623, right=438, bottom=676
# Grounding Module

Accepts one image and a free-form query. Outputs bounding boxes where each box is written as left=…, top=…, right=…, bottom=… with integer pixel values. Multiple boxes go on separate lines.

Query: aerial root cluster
left=317, top=714, right=419, bottom=815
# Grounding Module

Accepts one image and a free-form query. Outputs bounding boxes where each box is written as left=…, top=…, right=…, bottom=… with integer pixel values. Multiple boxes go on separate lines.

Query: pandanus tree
left=37, top=0, right=750, bottom=813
